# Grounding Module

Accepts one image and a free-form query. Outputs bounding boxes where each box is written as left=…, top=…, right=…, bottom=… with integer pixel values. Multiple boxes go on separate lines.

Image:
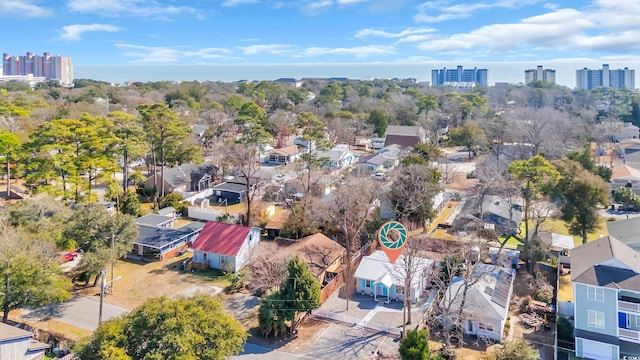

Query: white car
left=371, top=173, right=387, bottom=181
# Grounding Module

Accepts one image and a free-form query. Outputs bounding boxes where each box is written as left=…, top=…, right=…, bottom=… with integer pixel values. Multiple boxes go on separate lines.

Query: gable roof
left=275, top=233, right=346, bottom=277
left=271, top=145, right=302, bottom=156
left=571, top=235, right=640, bottom=289
left=611, top=165, right=640, bottom=181
left=384, top=125, right=424, bottom=137
left=354, top=250, right=435, bottom=288
left=442, top=264, right=514, bottom=322
left=0, top=322, right=33, bottom=342
left=192, top=221, right=256, bottom=257
left=150, top=162, right=218, bottom=187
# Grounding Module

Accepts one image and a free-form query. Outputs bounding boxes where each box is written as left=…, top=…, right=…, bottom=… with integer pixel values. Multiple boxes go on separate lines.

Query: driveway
left=20, top=296, right=129, bottom=331
left=232, top=343, right=304, bottom=360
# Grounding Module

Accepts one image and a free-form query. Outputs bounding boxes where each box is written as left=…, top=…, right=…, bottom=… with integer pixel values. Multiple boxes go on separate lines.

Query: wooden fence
left=320, top=272, right=344, bottom=303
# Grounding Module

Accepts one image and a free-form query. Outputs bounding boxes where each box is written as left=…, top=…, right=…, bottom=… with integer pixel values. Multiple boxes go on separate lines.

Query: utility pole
left=98, top=270, right=106, bottom=324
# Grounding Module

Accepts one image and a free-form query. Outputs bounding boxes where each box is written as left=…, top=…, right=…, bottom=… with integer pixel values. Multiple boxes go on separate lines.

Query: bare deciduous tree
left=248, top=242, right=290, bottom=296
left=325, top=175, right=382, bottom=310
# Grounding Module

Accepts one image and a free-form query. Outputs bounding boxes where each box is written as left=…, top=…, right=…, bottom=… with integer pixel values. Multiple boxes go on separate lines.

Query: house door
left=468, top=320, right=473, bottom=332
left=382, top=287, right=388, bottom=296
left=138, top=245, right=143, bottom=256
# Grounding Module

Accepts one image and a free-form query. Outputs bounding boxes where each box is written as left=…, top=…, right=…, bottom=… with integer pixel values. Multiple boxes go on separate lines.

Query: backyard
left=76, top=253, right=233, bottom=310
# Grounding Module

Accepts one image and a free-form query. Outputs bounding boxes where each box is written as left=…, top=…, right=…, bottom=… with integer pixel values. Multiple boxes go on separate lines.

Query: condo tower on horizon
left=431, top=65, right=488, bottom=86
left=2, top=52, right=73, bottom=86
left=525, top=65, right=556, bottom=85
left=576, top=64, right=635, bottom=90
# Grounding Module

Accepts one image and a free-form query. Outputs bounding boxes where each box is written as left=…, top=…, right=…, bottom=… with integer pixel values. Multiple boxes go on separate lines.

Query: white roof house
left=354, top=250, right=436, bottom=303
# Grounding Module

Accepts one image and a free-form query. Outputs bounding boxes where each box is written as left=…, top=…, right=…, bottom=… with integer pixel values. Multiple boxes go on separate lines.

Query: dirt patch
left=75, top=254, right=229, bottom=310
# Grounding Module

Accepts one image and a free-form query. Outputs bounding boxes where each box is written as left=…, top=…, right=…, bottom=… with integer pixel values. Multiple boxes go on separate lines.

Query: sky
left=2, top=0, right=640, bottom=86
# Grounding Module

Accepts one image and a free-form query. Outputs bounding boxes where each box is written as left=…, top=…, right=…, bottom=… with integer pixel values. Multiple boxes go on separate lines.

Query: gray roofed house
left=143, top=162, right=218, bottom=196
left=384, top=125, right=427, bottom=148
left=570, top=235, right=640, bottom=359
left=451, top=195, right=523, bottom=236
left=313, top=146, right=357, bottom=169
left=572, top=235, right=640, bottom=289
left=133, top=221, right=205, bottom=260
left=441, top=263, right=515, bottom=341
left=0, top=322, right=50, bottom=360
left=135, top=214, right=175, bottom=229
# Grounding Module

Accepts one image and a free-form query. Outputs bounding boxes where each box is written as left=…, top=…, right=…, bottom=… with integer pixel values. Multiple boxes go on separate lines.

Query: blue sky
left=2, top=0, right=640, bottom=85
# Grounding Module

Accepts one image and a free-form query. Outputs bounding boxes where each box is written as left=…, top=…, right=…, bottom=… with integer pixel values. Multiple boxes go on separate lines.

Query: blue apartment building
left=571, top=235, right=640, bottom=359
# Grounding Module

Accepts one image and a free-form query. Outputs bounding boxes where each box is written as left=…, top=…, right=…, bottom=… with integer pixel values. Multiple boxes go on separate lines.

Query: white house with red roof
left=190, top=222, right=261, bottom=272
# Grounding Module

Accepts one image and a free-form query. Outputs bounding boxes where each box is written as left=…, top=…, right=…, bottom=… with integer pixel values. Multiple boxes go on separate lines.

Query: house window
left=395, top=286, right=404, bottom=294
left=220, top=255, right=226, bottom=264
left=588, top=310, right=605, bottom=329
left=587, top=286, right=604, bottom=302
left=636, top=315, right=640, bottom=328
left=365, top=280, right=373, bottom=288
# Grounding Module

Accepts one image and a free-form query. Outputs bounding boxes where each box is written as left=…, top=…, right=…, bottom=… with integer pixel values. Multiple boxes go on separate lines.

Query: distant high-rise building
left=576, top=64, right=635, bottom=90
left=524, top=65, right=556, bottom=85
left=431, top=65, right=488, bottom=86
left=2, top=52, right=73, bottom=85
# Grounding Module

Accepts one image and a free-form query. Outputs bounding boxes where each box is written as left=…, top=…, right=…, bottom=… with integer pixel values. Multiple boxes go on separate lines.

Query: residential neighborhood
left=0, top=76, right=639, bottom=360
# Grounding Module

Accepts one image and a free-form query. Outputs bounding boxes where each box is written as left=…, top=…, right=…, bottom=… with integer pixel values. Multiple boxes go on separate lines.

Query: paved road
left=232, top=342, right=304, bottom=360
left=21, top=296, right=129, bottom=331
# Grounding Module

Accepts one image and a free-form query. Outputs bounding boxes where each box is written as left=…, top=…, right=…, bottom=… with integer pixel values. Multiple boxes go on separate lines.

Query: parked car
left=371, top=173, right=387, bottom=181
left=59, top=251, right=78, bottom=263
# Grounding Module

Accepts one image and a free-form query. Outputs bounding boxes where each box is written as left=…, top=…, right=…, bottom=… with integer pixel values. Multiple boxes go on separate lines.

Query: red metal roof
left=191, top=221, right=252, bottom=257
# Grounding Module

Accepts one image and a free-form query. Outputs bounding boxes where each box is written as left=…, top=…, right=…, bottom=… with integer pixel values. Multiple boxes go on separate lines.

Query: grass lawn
left=557, top=274, right=573, bottom=302
left=540, top=218, right=609, bottom=246
left=511, top=218, right=609, bottom=247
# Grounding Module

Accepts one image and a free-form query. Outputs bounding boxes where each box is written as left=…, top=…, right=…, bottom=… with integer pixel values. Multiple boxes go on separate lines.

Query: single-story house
left=354, top=250, right=436, bottom=304
left=190, top=221, right=261, bottom=272
left=133, top=222, right=205, bottom=260
left=356, top=152, right=399, bottom=173
left=0, top=322, right=50, bottom=360
left=451, top=195, right=523, bottom=237
left=441, top=263, right=515, bottom=342
left=275, top=233, right=346, bottom=286
left=135, top=214, right=175, bottom=229
left=313, top=145, right=357, bottom=169
left=268, top=145, right=305, bottom=165
left=384, top=125, right=427, bottom=148
left=143, top=162, right=218, bottom=196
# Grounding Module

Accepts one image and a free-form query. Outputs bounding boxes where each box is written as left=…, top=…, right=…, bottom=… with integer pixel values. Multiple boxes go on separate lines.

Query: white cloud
left=301, top=0, right=333, bottom=15
left=60, top=24, right=121, bottom=41
left=414, top=0, right=543, bottom=23
left=115, top=44, right=237, bottom=63
left=355, top=27, right=434, bottom=39
left=301, top=45, right=395, bottom=58
left=67, top=0, right=195, bottom=18
left=237, top=44, right=295, bottom=55
left=415, top=9, right=596, bottom=54
left=0, top=0, right=53, bottom=18
left=221, top=0, right=258, bottom=7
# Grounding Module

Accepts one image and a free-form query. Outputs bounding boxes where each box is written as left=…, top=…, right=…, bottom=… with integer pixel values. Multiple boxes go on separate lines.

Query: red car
left=60, top=251, right=78, bottom=263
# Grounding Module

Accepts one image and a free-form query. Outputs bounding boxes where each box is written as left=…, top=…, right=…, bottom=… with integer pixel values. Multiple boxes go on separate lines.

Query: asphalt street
left=232, top=342, right=304, bottom=360
left=21, top=296, right=129, bottom=331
